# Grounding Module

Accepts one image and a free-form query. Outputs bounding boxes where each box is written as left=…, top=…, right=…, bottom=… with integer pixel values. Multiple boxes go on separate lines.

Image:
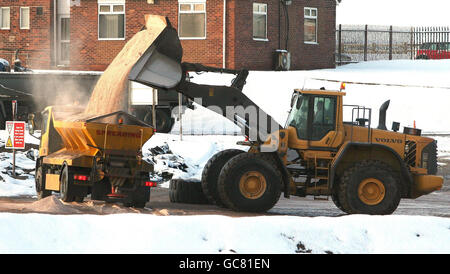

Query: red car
left=416, top=42, right=450, bottom=59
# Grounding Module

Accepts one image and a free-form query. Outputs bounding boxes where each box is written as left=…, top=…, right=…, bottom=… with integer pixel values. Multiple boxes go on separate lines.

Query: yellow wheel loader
left=127, top=16, right=443, bottom=214
left=30, top=106, right=156, bottom=208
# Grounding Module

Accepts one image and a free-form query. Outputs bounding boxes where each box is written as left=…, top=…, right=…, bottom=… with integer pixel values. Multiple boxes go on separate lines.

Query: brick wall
left=70, top=0, right=226, bottom=71
left=0, top=0, right=336, bottom=71
left=234, top=0, right=336, bottom=70
left=0, top=0, right=53, bottom=68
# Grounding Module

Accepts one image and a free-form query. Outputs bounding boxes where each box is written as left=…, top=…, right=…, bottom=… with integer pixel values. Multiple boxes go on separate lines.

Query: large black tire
left=217, top=153, right=282, bottom=213
left=123, top=172, right=151, bottom=208
left=123, top=186, right=150, bottom=208
left=59, top=165, right=88, bottom=203
left=331, top=175, right=345, bottom=212
left=59, top=165, right=76, bottom=202
left=169, top=179, right=209, bottom=204
left=201, top=149, right=245, bottom=207
left=144, top=108, right=174, bottom=133
left=35, top=159, right=51, bottom=200
left=91, top=177, right=111, bottom=201
left=337, top=160, right=401, bottom=215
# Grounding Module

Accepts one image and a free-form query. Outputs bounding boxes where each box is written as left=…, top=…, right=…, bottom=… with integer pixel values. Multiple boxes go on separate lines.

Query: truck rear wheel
left=123, top=173, right=151, bottom=208
left=35, top=160, right=51, bottom=200
left=201, top=149, right=245, bottom=207
left=337, top=160, right=401, bottom=215
left=217, top=153, right=281, bottom=212
left=60, top=165, right=76, bottom=202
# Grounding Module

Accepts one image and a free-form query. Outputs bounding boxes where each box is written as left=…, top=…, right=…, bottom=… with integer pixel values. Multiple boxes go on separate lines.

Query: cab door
left=287, top=93, right=344, bottom=150
left=308, top=95, right=342, bottom=149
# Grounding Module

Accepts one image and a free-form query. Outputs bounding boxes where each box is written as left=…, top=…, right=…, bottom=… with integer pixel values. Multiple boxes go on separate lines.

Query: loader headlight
left=421, top=141, right=437, bottom=175
left=422, top=152, right=428, bottom=169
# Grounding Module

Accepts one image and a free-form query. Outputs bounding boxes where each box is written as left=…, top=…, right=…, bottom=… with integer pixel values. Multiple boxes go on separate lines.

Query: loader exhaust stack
left=377, top=100, right=390, bottom=130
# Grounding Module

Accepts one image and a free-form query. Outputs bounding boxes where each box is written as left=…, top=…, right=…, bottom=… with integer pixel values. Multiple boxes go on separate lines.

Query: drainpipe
left=53, top=0, right=57, bottom=66
left=222, top=0, right=226, bottom=68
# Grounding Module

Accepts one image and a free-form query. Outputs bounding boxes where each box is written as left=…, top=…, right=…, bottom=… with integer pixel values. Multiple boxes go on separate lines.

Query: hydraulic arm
left=129, top=17, right=281, bottom=142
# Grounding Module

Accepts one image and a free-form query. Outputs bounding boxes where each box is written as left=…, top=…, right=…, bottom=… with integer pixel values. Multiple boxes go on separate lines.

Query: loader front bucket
left=85, top=15, right=179, bottom=115
left=129, top=18, right=184, bottom=90
left=127, top=15, right=283, bottom=145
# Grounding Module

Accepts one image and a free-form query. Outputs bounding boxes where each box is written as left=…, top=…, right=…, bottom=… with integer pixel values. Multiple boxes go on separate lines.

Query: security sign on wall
left=5, top=121, right=26, bottom=150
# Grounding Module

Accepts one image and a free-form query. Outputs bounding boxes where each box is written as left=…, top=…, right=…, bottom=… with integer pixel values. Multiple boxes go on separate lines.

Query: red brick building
left=0, top=0, right=338, bottom=71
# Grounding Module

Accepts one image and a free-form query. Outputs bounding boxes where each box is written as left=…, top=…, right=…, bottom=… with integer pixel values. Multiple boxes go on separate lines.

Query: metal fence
left=336, top=25, right=450, bottom=65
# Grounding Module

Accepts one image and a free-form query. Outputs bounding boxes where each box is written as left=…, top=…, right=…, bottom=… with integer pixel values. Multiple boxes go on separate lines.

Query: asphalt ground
left=0, top=156, right=447, bottom=217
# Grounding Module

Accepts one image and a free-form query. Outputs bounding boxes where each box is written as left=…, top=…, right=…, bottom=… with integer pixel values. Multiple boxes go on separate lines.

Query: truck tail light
left=74, top=175, right=89, bottom=181
left=145, top=181, right=157, bottom=187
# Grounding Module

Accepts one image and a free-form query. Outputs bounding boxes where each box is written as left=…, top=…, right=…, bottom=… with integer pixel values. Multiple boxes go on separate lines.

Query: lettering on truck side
left=96, top=130, right=142, bottom=138
left=374, top=138, right=403, bottom=144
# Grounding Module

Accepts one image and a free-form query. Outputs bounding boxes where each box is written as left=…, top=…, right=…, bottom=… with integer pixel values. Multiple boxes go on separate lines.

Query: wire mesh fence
left=336, top=25, right=450, bottom=65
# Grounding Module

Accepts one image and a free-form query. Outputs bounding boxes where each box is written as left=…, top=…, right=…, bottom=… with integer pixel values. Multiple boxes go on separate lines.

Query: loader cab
left=286, top=89, right=345, bottom=150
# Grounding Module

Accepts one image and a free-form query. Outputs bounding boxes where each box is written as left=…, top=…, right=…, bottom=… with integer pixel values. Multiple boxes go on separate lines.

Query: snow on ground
left=0, top=60, right=449, bottom=254
left=0, top=213, right=449, bottom=254
left=0, top=130, right=39, bottom=197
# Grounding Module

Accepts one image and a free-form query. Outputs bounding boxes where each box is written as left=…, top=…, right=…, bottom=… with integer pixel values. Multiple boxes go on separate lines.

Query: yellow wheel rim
left=239, top=171, right=267, bottom=200
left=358, top=178, right=386, bottom=206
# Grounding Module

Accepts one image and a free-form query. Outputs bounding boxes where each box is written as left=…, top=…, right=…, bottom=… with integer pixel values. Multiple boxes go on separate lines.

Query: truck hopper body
left=34, top=105, right=156, bottom=207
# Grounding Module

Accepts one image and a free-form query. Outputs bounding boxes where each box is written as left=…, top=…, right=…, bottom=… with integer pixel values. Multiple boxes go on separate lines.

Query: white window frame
left=0, top=7, right=10, bottom=30
left=178, top=1, right=207, bottom=40
left=98, top=3, right=126, bottom=41
left=20, top=7, right=30, bottom=30
left=253, top=3, right=268, bottom=41
left=58, top=15, right=70, bottom=65
left=304, top=7, right=318, bottom=44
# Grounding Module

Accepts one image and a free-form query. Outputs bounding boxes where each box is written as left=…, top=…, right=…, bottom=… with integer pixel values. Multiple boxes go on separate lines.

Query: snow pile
left=0, top=213, right=449, bottom=254
left=26, top=196, right=82, bottom=214
left=0, top=129, right=39, bottom=197
left=0, top=149, right=37, bottom=197
left=143, top=134, right=247, bottom=187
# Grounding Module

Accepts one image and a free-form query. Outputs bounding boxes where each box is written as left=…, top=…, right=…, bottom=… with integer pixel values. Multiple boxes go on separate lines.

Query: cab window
left=286, top=94, right=309, bottom=139
left=311, top=96, right=336, bottom=141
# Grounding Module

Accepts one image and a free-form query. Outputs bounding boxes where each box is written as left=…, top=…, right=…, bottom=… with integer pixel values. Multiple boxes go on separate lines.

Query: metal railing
left=336, top=25, right=450, bottom=65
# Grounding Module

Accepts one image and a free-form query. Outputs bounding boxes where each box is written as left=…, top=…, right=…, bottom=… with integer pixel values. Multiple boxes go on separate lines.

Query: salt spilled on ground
left=25, top=196, right=82, bottom=214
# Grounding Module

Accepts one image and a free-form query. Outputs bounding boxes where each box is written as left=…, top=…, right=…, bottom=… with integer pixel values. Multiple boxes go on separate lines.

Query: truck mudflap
left=411, top=174, right=443, bottom=198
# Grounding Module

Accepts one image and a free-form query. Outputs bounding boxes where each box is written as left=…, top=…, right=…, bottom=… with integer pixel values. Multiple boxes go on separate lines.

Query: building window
left=98, top=3, right=125, bottom=40
left=59, top=17, right=70, bottom=64
left=304, top=7, right=317, bottom=43
left=178, top=1, right=206, bottom=39
left=253, top=3, right=267, bottom=40
left=20, top=7, right=30, bottom=29
left=0, top=7, right=10, bottom=30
